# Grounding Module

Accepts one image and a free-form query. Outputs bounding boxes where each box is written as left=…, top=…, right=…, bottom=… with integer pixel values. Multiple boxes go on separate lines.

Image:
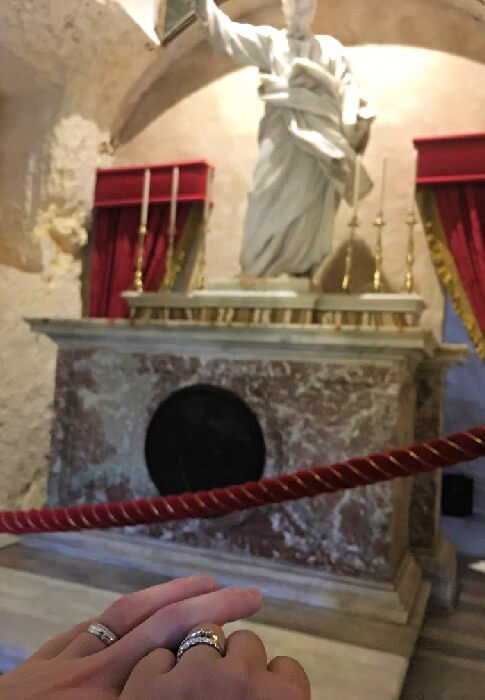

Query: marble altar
left=26, top=318, right=465, bottom=624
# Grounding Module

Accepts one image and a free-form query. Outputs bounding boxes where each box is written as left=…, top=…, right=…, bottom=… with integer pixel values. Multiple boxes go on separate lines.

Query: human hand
left=122, top=622, right=311, bottom=700
left=0, top=576, right=263, bottom=700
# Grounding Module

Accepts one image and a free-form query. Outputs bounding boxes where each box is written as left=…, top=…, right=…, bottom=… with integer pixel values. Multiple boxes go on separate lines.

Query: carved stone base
left=0, top=535, right=18, bottom=550
left=23, top=530, right=427, bottom=626
left=414, top=533, right=458, bottom=611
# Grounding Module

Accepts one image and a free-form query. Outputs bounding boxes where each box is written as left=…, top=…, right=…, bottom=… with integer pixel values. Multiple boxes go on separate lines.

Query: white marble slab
left=207, top=277, right=313, bottom=292
left=122, top=290, right=426, bottom=314
left=27, top=317, right=447, bottom=360
left=22, top=531, right=423, bottom=625
left=0, top=566, right=408, bottom=698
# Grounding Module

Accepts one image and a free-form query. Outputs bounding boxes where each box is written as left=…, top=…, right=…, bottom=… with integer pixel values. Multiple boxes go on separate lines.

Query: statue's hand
left=289, top=58, right=320, bottom=89
left=289, top=58, right=310, bottom=78
left=291, top=57, right=324, bottom=74
left=290, top=58, right=339, bottom=92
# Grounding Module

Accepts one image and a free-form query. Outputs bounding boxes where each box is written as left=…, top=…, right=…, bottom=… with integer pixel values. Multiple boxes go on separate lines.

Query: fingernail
left=198, top=575, right=218, bottom=589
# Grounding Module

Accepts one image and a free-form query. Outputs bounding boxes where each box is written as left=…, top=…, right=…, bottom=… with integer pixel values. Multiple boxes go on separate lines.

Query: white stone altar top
left=27, top=317, right=466, bottom=367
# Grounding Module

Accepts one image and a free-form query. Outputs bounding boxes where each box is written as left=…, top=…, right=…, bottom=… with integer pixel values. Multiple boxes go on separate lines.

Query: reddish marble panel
left=409, top=365, right=445, bottom=550
left=49, top=348, right=417, bottom=581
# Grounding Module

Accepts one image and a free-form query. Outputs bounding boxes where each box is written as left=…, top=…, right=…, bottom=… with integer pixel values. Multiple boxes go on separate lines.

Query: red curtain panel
left=414, top=134, right=485, bottom=359
left=88, top=161, right=212, bottom=318
left=89, top=203, right=192, bottom=318
left=434, top=183, right=485, bottom=339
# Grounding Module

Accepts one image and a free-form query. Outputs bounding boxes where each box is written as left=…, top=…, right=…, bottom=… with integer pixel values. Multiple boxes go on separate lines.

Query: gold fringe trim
left=160, top=204, right=204, bottom=292
left=418, top=190, right=485, bottom=361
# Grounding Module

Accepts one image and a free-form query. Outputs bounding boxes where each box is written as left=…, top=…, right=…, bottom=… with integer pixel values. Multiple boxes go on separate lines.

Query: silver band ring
left=177, top=628, right=225, bottom=661
left=87, top=622, right=119, bottom=647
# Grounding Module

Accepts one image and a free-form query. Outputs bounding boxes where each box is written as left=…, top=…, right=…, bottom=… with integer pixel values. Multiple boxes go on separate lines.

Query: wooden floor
left=401, top=556, right=485, bottom=699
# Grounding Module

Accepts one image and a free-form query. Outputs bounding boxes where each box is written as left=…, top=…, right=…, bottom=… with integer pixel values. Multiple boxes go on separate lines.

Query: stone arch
left=115, top=0, right=485, bottom=146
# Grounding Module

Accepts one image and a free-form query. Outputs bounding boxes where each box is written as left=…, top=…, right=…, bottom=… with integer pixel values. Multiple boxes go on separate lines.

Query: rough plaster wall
left=0, top=261, right=81, bottom=509
left=115, top=47, right=485, bottom=336
left=0, top=87, right=61, bottom=270
left=0, top=0, right=161, bottom=508
left=0, top=0, right=161, bottom=273
left=448, top=0, right=485, bottom=21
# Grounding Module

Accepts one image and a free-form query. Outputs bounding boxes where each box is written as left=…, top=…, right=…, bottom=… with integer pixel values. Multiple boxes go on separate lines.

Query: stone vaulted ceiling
left=448, top=0, right=485, bottom=21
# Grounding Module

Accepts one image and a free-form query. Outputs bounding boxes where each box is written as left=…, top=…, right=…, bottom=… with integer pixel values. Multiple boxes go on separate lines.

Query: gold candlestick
left=163, top=167, right=180, bottom=291
left=197, top=167, right=215, bottom=290
left=342, top=213, right=359, bottom=293
left=133, top=169, right=151, bottom=293
left=197, top=246, right=207, bottom=291
left=134, top=224, right=147, bottom=292
left=405, top=210, right=417, bottom=293
left=373, top=212, right=385, bottom=292
left=163, top=221, right=176, bottom=291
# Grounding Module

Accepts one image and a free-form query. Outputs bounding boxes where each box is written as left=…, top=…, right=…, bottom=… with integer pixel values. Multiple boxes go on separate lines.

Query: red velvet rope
left=1, top=426, right=484, bottom=535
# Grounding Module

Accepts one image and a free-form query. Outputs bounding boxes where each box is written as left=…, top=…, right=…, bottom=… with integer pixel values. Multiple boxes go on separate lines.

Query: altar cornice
left=26, top=318, right=467, bottom=366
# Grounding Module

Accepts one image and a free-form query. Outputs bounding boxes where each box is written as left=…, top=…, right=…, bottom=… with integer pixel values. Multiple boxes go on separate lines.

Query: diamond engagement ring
left=177, top=628, right=226, bottom=661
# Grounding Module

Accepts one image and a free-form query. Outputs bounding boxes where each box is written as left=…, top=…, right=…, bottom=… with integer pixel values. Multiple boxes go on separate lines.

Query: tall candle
left=170, top=166, right=180, bottom=230
left=353, top=155, right=362, bottom=216
left=409, top=150, right=418, bottom=213
left=379, top=157, right=387, bottom=214
left=140, top=168, right=151, bottom=228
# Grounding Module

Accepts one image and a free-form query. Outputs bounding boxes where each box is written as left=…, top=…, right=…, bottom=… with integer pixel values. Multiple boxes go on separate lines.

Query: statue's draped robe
left=197, top=2, right=374, bottom=277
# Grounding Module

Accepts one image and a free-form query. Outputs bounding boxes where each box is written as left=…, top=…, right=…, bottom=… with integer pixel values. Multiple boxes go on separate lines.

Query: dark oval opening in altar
left=145, top=384, right=266, bottom=497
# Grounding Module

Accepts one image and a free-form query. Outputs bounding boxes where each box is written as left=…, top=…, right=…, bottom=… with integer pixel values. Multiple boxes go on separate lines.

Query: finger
left=225, top=629, right=267, bottom=668
left=176, top=623, right=226, bottom=665
left=121, top=649, right=175, bottom=700
left=31, top=618, right=93, bottom=660
left=121, top=648, right=176, bottom=699
left=63, top=576, right=217, bottom=658
left=268, top=656, right=311, bottom=699
left=104, top=587, right=262, bottom=686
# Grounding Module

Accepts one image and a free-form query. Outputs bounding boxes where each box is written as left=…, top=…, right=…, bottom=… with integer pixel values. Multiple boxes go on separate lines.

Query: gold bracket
left=373, top=211, right=385, bottom=292
left=405, top=210, right=417, bottom=293
left=163, top=221, right=177, bottom=290
left=342, top=213, right=359, bottom=293
left=134, top=224, right=148, bottom=292
left=197, top=167, right=215, bottom=290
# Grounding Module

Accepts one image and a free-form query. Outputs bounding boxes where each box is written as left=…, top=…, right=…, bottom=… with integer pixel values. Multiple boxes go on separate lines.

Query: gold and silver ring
left=87, top=622, right=119, bottom=647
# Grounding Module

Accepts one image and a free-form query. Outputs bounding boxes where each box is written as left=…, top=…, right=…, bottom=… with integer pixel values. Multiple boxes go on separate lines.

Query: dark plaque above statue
left=164, top=0, right=193, bottom=35
left=162, top=0, right=227, bottom=41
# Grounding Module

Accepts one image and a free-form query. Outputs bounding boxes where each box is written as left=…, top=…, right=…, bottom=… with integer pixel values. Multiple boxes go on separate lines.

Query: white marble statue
left=194, top=0, right=375, bottom=279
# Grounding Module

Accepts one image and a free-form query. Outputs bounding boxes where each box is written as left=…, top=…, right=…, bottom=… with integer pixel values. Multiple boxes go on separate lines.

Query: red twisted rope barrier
left=1, top=426, right=484, bottom=535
